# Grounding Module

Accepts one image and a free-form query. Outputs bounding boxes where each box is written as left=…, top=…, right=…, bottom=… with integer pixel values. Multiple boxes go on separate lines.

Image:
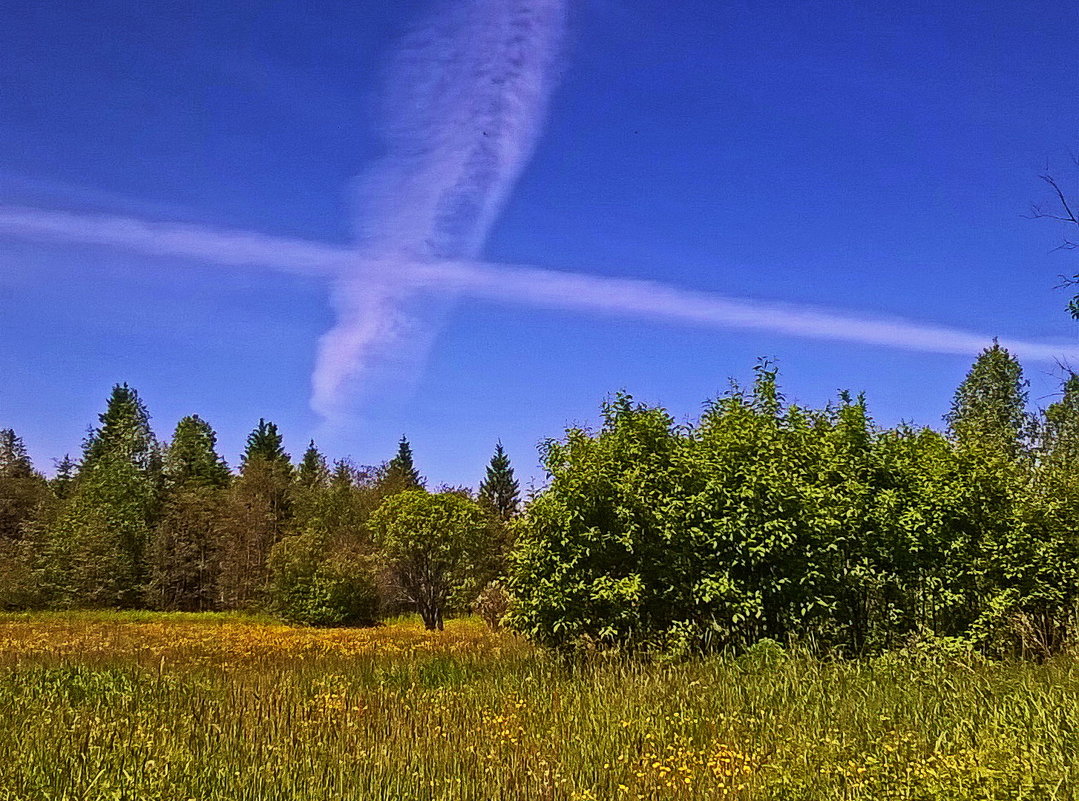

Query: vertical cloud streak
left=311, top=0, right=568, bottom=420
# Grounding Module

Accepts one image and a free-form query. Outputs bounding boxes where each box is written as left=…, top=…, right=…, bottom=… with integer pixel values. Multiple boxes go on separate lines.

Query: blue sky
left=1, top=0, right=1077, bottom=486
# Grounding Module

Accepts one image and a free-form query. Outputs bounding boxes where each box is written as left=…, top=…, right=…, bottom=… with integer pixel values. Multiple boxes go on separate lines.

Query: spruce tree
left=298, top=441, right=330, bottom=488
left=51, top=455, right=77, bottom=500
left=330, top=458, right=356, bottom=490
left=0, top=429, right=48, bottom=542
left=478, top=441, right=520, bottom=521
left=0, top=429, right=33, bottom=476
left=383, top=436, right=423, bottom=490
left=164, top=415, right=231, bottom=489
left=46, top=384, right=161, bottom=607
left=1042, top=373, right=1079, bottom=467
left=242, top=419, right=290, bottom=467
left=148, top=416, right=231, bottom=610
left=0, top=430, right=49, bottom=608
left=217, top=419, right=294, bottom=608
left=945, top=342, right=1030, bottom=458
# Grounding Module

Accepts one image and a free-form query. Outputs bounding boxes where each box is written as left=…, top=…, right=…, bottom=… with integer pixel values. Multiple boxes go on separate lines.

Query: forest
left=3, top=342, right=1079, bottom=659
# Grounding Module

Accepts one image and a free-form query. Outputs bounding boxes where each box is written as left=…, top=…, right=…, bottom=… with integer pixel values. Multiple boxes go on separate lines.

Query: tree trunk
left=419, top=603, right=438, bottom=630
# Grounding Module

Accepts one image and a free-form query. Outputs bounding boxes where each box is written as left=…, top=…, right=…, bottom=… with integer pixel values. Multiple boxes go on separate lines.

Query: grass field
left=0, top=613, right=1075, bottom=800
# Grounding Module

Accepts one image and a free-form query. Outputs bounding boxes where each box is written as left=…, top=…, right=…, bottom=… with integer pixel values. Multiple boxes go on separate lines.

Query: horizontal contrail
left=4, top=203, right=1076, bottom=364
left=0, top=205, right=343, bottom=277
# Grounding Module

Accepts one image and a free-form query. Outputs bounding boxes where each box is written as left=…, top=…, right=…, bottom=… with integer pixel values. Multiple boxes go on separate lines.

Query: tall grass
left=0, top=613, right=1074, bottom=800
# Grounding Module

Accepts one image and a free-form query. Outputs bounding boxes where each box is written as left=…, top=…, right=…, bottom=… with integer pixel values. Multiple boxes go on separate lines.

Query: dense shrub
left=267, top=531, right=380, bottom=627
left=509, top=356, right=1079, bottom=657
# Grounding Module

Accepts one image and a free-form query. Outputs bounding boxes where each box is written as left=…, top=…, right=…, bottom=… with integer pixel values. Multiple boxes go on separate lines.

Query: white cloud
left=3, top=0, right=1076, bottom=417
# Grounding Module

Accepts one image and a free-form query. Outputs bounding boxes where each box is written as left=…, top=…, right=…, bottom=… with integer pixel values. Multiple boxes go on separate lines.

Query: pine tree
left=478, top=441, right=520, bottom=521
left=0, top=430, right=49, bottom=608
left=45, top=384, right=161, bottom=607
left=298, top=441, right=330, bottom=488
left=330, top=458, right=355, bottom=490
left=51, top=455, right=77, bottom=500
left=242, top=419, right=289, bottom=467
left=0, top=429, right=48, bottom=542
left=217, top=419, right=294, bottom=608
left=163, top=415, right=231, bottom=489
left=945, top=342, right=1030, bottom=458
left=0, top=429, right=33, bottom=477
left=82, top=384, right=160, bottom=472
left=148, top=416, right=231, bottom=610
left=383, top=436, right=423, bottom=490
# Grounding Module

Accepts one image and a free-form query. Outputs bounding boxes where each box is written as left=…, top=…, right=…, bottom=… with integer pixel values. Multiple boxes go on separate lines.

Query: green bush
left=267, top=531, right=380, bottom=627
left=509, top=356, right=1079, bottom=657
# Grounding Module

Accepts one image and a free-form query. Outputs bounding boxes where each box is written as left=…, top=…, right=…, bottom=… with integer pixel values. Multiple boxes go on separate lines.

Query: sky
left=1, top=0, right=1077, bottom=487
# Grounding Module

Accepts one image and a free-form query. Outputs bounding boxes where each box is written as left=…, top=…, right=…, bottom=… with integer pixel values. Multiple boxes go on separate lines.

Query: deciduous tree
left=370, top=490, right=490, bottom=630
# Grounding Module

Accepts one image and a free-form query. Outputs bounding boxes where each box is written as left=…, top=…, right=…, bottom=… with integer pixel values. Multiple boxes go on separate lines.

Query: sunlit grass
left=0, top=613, right=1073, bottom=800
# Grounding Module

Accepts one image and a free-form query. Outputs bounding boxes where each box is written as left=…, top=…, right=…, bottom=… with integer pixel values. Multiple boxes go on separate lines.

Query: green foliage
left=163, top=415, right=231, bottom=489
left=41, top=385, right=161, bottom=608
left=0, top=428, right=49, bottom=543
left=216, top=419, right=294, bottom=609
left=146, top=417, right=232, bottom=611
left=241, top=418, right=290, bottom=468
left=267, top=531, right=380, bottom=627
left=381, top=436, right=423, bottom=491
left=478, top=441, right=520, bottom=521
left=8, top=352, right=1079, bottom=664
left=148, top=486, right=224, bottom=611
left=473, top=580, right=512, bottom=630
left=49, top=455, right=77, bottom=500
left=297, top=440, right=330, bottom=489
left=945, top=342, right=1030, bottom=457
left=510, top=359, right=1079, bottom=657
left=370, top=490, right=492, bottom=630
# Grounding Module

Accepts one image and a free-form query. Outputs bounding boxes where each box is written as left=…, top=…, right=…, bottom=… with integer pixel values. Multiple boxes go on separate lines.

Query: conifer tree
left=217, top=419, right=293, bottom=608
left=0, top=429, right=48, bottom=542
left=163, top=415, right=231, bottom=489
left=45, top=385, right=161, bottom=607
left=1041, top=373, right=1079, bottom=467
left=945, top=342, right=1030, bottom=458
left=0, top=430, right=49, bottom=608
left=383, top=436, right=423, bottom=490
left=148, top=416, right=231, bottom=610
left=298, top=441, right=330, bottom=488
left=0, top=428, right=50, bottom=607
left=50, top=455, right=77, bottom=500
left=331, top=458, right=355, bottom=490
left=0, top=429, right=32, bottom=476
left=242, top=419, right=290, bottom=467
left=292, top=441, right=332, bottom=535
left=478, top=441, right=520, bottom=521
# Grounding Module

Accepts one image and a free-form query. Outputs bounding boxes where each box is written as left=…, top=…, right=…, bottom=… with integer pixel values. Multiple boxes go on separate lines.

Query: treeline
left=6, top=343, right=1079, bottom=657
left=509, top=345, right=1079, bottom=657
left=0, top=389, right=520, bottom=628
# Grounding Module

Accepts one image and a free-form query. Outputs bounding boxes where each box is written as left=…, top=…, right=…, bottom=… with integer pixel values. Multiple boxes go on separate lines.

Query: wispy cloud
left=0, top=205, right=342, bottom=277
left=427, top=261, right=1079, bottom=363
left=302, top=0, right=570, bottom=418
left=2, top=0, right=1077, bottom=418
left=4, top=202, right=1077, bottom=365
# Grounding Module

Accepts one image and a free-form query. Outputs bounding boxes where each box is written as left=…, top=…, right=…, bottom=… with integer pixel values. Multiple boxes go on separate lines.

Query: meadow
left=0, top=613, right=1075, bottom=800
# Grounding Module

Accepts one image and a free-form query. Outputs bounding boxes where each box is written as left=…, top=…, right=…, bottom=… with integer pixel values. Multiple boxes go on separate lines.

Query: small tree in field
left=370, top=490, right=490, bottom=630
